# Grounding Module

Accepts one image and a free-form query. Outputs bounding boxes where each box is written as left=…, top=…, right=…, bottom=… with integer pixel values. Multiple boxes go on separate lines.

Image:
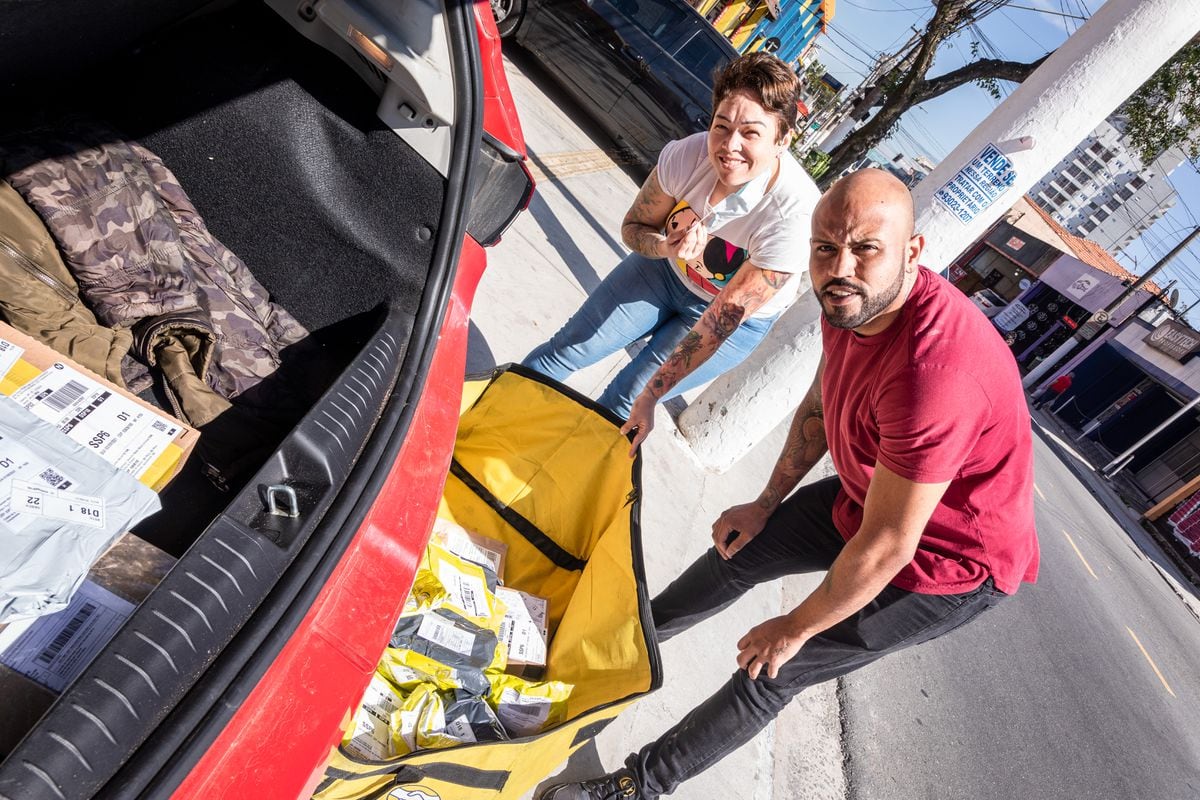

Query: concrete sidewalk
left=467, top=50, right=847, bottom=800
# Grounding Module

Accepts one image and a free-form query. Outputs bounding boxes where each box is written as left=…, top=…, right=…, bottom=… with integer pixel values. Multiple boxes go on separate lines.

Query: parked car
left=0, top=0, right=532, bottom=797
left=971, top=287, right=1010, bottom=318
left=493, top=0, right=738, bottom=167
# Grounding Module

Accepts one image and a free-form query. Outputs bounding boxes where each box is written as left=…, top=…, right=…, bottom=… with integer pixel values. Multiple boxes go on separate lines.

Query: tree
left=802, top=59, right=839, bottom=117
left=1121, top=37, right=1200, bottom=165
left=818, top=0, right=1048, bottom=186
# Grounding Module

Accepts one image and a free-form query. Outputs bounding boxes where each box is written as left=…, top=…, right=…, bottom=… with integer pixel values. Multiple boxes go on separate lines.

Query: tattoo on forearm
left=622, top=168, right=671, bottom=258
left=760, top=381, right=826, bottom=508
left=702, top=301, right=745, bottom=340
left=626, top=225, right=665, bottom=259
left=649, top=331, right=704, bottom=397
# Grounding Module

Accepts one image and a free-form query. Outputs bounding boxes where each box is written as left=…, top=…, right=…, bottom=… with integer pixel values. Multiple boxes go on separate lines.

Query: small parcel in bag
left=315, top=366, right=663, bottom=800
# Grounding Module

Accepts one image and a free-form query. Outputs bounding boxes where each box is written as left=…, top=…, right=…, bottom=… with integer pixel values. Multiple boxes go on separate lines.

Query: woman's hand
left=619, top=391, right=657, bottom=456
left=663, top=218, right=707, bottom=261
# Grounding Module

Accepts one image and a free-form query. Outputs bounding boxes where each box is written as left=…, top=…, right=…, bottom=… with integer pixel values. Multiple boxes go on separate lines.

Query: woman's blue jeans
left=521, top=251, right=778, bottom=419
left=626, top=477, right=1009, bottom=798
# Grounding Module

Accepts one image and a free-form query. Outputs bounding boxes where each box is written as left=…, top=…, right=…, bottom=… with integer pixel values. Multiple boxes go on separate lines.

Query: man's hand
left=712, top=501, right=773, bottom=560
left=736, top=614, right=808, bottom=680
left=663, top=219, right=707, bottom=261
left=619, top=391, right=656, bottom=456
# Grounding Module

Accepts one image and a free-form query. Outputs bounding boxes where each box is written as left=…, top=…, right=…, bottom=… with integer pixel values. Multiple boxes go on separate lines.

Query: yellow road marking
left=1034, top=483, right=1046, bottom=501
left=1125, top=626, right=1176, bottom=697
left=525, top=148, right=634, bottom=183
left=1061, top=529, right=1098, bottom=579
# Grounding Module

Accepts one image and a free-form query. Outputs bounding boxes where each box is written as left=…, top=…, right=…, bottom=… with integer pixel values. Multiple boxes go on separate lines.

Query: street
left=477, top=45, right=1200, bottom=800
left=843, top=430, right=1200, bottom=799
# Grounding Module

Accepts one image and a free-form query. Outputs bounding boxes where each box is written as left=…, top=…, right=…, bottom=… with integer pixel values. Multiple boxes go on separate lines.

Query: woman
left=522, top=52, right=820, bottom=452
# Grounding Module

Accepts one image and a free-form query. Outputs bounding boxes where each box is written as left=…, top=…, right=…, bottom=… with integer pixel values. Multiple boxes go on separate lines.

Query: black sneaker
left=537, top=768, right=641, bottom=800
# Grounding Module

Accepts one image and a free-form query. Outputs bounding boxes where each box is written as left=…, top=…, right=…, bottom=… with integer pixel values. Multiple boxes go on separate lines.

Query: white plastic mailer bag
left=0, top=397, right=161, bottom=622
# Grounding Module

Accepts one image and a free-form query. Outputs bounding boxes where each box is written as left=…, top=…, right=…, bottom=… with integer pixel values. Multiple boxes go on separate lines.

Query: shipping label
left=11, top=363, right=180, bottom=478
left=0, top=580, right=133, bottom=693
left=435, top=562, right=490, bottom=620
left=417, top=613, right=476, bottom=657
left=0, top=430, right=79, bottom=533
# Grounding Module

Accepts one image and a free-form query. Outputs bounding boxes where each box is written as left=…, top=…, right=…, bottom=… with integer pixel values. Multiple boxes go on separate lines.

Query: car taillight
left=468, top=132, right=534, bottom=247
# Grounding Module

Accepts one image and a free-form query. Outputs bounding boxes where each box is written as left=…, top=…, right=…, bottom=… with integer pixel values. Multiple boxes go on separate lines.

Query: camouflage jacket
left=4, top=132, right=309, bottom=426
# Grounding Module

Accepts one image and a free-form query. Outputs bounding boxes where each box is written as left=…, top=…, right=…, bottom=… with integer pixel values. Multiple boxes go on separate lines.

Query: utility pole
left=1022, top=226, right=1200, bottom=388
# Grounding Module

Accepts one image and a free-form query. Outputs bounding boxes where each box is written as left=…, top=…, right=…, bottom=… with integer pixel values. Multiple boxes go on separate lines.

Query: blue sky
left=812, top=0, right=1200, bottom=310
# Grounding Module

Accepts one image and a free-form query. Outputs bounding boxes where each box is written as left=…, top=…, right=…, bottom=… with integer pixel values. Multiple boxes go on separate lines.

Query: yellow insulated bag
left=315, top=366, right=663, bottom=800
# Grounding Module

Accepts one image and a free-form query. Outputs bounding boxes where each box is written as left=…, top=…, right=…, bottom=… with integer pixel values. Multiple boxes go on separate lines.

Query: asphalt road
left=841, top=432, right=1200, bottom=800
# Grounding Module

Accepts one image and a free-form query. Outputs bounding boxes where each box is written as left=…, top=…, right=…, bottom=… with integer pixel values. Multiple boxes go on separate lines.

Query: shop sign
left=949, top=263, right=968, bottom=282
left=1006, top=236, right=1026, bottom=251
left=1145, top=320, right=1200, bottom=362
left=993, top=300, right=1031, bottom=332
left=1065, top=274, right=1100, bottom=300
left=933, top=143, right=1017, bottom=225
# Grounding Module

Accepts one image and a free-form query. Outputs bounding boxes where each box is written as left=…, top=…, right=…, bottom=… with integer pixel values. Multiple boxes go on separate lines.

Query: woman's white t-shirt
left=655, top=131, right=820, bottom=318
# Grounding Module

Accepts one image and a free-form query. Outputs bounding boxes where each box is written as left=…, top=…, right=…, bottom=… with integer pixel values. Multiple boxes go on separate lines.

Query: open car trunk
left=0, top=0, right=496, bottom=795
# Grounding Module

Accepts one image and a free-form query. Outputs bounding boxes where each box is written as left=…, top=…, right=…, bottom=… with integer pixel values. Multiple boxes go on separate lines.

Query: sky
left=810, top=0, right=1200, bottom=311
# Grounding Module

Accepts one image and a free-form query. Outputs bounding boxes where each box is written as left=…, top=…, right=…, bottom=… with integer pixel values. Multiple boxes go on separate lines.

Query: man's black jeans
left=625, top=476, right=1008, bottom=798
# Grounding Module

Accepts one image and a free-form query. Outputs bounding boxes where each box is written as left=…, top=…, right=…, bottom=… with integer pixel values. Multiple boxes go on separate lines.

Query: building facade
left=1030, top=117, right=1188, bottom=255
left=692, top=0, right=833, bottom=66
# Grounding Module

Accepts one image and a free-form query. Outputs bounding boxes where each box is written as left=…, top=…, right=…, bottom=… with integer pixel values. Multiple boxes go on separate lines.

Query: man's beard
left=820, top=262, right=906, bottom=330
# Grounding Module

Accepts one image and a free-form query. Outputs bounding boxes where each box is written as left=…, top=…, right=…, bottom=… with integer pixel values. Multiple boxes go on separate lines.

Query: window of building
left=1130, top=176, right=1146, bottom=190
left=1095, top=209, right=1109, bottom=222
left=1089, top=142, right=1105, bottom=155
left=1117, top=186, right=1134, bottom=201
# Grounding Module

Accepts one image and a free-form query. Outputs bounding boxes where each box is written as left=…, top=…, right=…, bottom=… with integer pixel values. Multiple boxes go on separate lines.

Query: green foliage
left=1122, top=39, right=1200, bottom=164
left=975, top=76, right=1002, bottom=100
left=802, top=149, right=831, bottom=179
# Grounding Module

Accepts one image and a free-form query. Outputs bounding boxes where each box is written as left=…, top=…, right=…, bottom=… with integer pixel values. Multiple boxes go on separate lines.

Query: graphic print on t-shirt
left=665, top=200, right=747, bottom=296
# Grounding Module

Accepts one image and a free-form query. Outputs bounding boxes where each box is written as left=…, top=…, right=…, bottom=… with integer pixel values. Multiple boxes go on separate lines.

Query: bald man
left=540, top=170, right=1040, bottom=800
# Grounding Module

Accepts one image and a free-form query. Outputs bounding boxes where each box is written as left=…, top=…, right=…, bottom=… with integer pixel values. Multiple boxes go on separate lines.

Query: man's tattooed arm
left=756, top=361, right=827, bottom=513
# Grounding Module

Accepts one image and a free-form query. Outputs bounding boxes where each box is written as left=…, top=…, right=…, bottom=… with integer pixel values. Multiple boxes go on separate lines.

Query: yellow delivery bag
left=314, top=366, right=662, bottom=800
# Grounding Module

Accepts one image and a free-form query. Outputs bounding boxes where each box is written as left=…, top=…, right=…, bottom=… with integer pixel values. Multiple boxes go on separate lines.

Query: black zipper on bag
left=448, top=457, right=587, bottom=572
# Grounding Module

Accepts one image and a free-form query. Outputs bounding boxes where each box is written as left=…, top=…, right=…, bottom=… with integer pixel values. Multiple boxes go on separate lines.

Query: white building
left=1030, top=117, right=1188, bottom=255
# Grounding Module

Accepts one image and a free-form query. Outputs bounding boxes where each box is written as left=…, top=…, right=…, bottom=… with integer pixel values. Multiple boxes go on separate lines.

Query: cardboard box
left=497, top=587, right=548, bottom=679
left=0, top=322, right=197, bottom=491
left=431, top=518, right=508, bottom=582
left=0, top=533, right=175, bottom=757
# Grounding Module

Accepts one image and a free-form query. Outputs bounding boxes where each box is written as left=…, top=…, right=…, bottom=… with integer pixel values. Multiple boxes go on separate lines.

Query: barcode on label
left=43, top=380, right=86, bottom=412
left=38, top=467, right=67, bottom=488
left=36, top=601, right=97, bottom=666
left=151, top=420, right=168, bottom=433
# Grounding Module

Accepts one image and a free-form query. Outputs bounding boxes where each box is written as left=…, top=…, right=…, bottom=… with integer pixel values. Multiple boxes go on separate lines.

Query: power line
left=838, top=0, right=927, bottom=12
left=823, top=21, right=885, bottom=64
left=814, top=44, right=870, bottom=81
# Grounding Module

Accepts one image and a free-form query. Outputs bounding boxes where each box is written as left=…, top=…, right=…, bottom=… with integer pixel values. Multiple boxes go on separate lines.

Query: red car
left=0, top=0, right=533, bottom=797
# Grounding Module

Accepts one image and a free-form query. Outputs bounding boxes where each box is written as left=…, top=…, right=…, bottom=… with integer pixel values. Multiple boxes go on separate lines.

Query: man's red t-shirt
left=822, top=267, right=1039, bottom=595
